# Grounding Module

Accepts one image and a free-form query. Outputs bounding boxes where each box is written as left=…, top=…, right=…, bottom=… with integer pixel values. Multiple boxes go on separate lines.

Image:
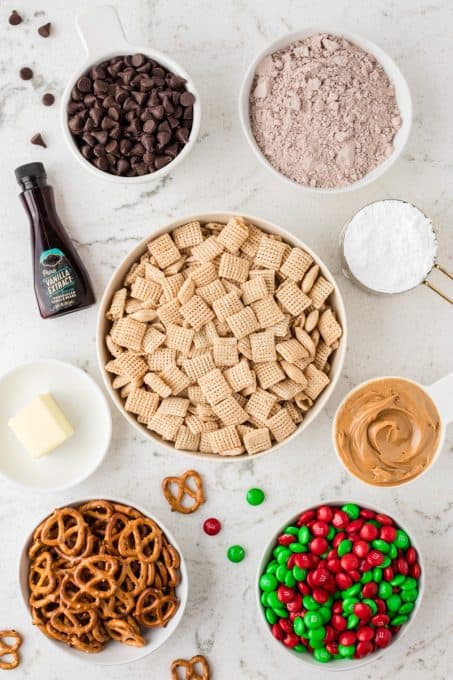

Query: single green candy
left=373, top=567, right=383, bottom=582
left=273, top=545, right=285, bottom=558
left=381, top=556, right=392, bottom=568
left=265, top=607, right=277, bottom=624
left=310, top=638, right=325, bottom=649
left=283, top=525, right=299, bottom=535
left=227, top=545, right=245, bottom=563
left=260, top=592, right=269, bottom=607
left=338, top=539, right=353, bottom=557
left=378, top=582, right=393, bottom=599
left=275, top=564, right=288, bottom=582
left=246, top=487, right=265, bottom=506
left=298, top=526, right=311, bottom=544
left=303, top=595, right=319, bottom=611
left=274, top=608, right=289, bottom=619
left=338, top=644, right=355, bottom=658
left=389, top=544, right=398, bottom=559
left=391, top=614, right=409, bottom=626
left=391, top=574, right=406, bottom=586
left=361, top=571, right=373, bottom=584
left=362, top=598, right=378, bottom=615
left=284, top=572, right=296, bottom=588
left=318, top=607, right=332, bottom=624
left=266, top=591, right=281, bottom=610
left=399, top=602, right=415, bottom=615
left=304, top=611, right=323, bottom=629
left=293, top=566, right=307, bottom=581
left=386, top=594, right=402, bottom=612
left=342, top=503, right=360, bottom=519
left=276, top=548, right=291, bottom=565
left=401, top=588, right=418, bottom=603
left=401, top=577, right=418, bottom=590
left=293, top=643, right=306, bottom=653
left=289, top=542, right=306, bottom=553
left=395, top=529, right=410, bottom=549
left=342, top=583, right=361, bottom=598
left=308, top=625, right=326, bottom=642
left=293, top=616, right=306, bottom=637
left=342, top=597, right=359, bottom=614
left=265, top=560, right=278, bottom=575
left=372, top=539, right=390, bottom=553
left=259, top=574, right=278, bottom=592
left=347, top=614, right=360, bottom=629
left=327, top=526, right=336, bottom=541
left=314, top=647, right=332, bottom=663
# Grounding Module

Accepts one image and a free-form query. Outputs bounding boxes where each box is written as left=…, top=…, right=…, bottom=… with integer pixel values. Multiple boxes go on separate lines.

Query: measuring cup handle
left=425, top=372, right=453, bottom=425
left=424, top=264, right=453, bottom=304
left=76, top=5, right=128, bottom=60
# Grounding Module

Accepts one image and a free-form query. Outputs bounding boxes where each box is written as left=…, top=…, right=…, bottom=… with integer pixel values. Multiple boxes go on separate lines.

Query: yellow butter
left=8, top=393, right=74, bottom=458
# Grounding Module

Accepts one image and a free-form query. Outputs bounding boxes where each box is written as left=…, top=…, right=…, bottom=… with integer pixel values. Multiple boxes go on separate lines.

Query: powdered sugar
left=343, top=200, right=437, bottom=294
left=249, top=33, right=402, bottom=189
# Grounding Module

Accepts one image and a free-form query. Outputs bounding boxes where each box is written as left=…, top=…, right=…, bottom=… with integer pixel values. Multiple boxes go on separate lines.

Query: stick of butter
left=8, top=393, right=74, bottom=458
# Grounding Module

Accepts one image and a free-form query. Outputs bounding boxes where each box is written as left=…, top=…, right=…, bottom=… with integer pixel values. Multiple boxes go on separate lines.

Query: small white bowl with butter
left=0, top=359, right=111, bottom=491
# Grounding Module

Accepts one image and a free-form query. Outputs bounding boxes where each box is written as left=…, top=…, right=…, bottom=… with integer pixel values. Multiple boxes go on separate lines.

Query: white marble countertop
left=0, top=0, right=452, bottom=678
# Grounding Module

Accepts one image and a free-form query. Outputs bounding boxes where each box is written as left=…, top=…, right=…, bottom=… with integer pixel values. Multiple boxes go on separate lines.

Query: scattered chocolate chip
left=20, top=67, right=33, bottom=81
left=9, top=10, right=22, bottom=26
left=31, top=133, right=46, bottom=148
left=180, top=91, right=195, bottom=107
left=38, top=22, right=51, bottom=37
left=42, top=93, right=55, bottom=106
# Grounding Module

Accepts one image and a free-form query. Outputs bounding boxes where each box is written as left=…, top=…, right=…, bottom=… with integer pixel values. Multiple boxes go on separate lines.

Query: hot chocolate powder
left=249, top=33, right=402, bottom=189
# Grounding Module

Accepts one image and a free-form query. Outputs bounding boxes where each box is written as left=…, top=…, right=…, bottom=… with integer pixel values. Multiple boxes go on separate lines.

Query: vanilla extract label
left=40, top=248, right=79, bottom=311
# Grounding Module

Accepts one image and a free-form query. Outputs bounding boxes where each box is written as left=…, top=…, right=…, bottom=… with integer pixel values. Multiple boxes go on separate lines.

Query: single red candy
left=311, top=568, right=330, bottom=586
left=367, top=549, right=385, bottom=566
left=371, top=614, right=390, bottom=627
left=272, top=623, right=283, bottom=641
left=333, top=532, right=346, bottom=548
left=380, top=525, right=397, bottom=542
left=339, top=631, right=356, bottom=646
left=354, top=603, right=372, bottom=620
left=353, top=540, right=370, bottom=558
left=411, top=562, right=421, bottom=579
left=294, top=553, right=313, bottom=569
left=326, top=642, right=339, bottom=655
left=332, top=510, right=349, bottom=529
left=317, top=505, right=333, bottom=522
left=346, top=519, right=364, bottom=533
left=332, top=601, right=343, bottom=614
left=360, top=559, right=372, bottom=572
left=287, top=554, right=296, bottom=569
left=312, top=588, right=329, bottom=604
left=360, top=508, right=376, bottom=519
left=360, top=523, right=379, bottom=541
left=356, top=640, right=374, bottom=657
left=203, top=517, right=221, bottom=535
left=362, top=582, right=378, bottom=598
left=357, top=626, right=374, bottom=642
left=375, top=513, right=394, bottom=526
left=283, top=633, right=299, bottom=648
left=375, top=627, right=392, bottom=648
left=341, top=553, right=359, bottom=571
left=310, top=537, right=328, bottom=555
left=277, top=585, right=295, bottom=603
left=311, top=520, right=329, bottom=537
left=406, top=547, right=417, bottom=565
left=331, top=614, right=347, bottom=631
left=278, top=533, right=296, bottom=546
left=278, top=618, right=293, bottom=633
left=296, top=509, right=315, bottom=526
left=349, top=569, right=361, bottom=583
left=383, top=566, right=394, bottom=581
left=396, top=557, right=409, bottom=575
left=297, top=581, right=310, bottom=595
left=336, top=572, right=353, bottom=590
left=324, top=625, right=336, bottom=643
left=327, top=558, right=342, bottom=574
left=375, top=598, right=386, bottom=614
left=286, top=593, right=302, bottom=612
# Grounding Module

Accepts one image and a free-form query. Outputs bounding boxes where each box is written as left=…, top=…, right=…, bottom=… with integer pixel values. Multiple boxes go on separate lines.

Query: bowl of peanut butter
left=333, top=374, right=452, bottom=487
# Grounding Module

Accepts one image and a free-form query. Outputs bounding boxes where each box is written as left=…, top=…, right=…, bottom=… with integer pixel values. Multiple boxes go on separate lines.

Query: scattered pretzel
left=171, top=654, right=210, bottom=680
left=162, top=470, right=205, bottom=514
left=0, top=630, right=22, bottom=671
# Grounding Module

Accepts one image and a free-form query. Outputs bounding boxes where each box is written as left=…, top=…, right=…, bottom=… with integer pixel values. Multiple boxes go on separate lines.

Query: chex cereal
left=104, top=217, right=342, bottom=456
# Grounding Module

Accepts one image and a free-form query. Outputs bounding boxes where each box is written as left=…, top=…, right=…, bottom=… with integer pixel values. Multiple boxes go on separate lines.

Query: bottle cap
left=15, top=162, right=47, bottom=187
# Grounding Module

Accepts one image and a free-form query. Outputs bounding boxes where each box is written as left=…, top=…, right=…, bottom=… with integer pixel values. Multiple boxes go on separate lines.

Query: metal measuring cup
left=340, top=199, right=452, bottom=303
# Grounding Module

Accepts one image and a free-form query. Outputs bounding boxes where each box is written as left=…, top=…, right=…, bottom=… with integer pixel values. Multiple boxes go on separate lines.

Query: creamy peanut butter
left=335, top=378, right=441, bottom=486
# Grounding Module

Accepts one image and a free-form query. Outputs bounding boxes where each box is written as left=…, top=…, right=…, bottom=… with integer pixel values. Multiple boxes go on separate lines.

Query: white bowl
left=19, top=497, right=189, bottom=666
left=96, top=211, right=347, bottom=461
left=239, top=28, right=412, bottom=194
left=256, top=499, right=424, bottom=671
left=61, top=6, right=201, bottom=184
left=0, top=359, right=111, bottom=492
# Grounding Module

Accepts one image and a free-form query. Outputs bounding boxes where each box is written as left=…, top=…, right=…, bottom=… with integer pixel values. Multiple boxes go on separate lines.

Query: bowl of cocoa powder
left=240, top=29, right=412, bottom=193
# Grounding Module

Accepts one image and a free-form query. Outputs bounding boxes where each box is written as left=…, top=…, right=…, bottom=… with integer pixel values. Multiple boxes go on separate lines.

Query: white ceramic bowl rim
left=239, top=26, right=413, bottom=195
left=19, top=496, right=188, bottom=666
left=256, top=498, right=424, bottom=672
left=96, top=211, right=348, bottom=461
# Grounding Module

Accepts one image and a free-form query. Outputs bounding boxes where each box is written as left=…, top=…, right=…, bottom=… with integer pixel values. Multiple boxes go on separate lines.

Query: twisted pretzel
left=0, top=630, right=22, bottom=671
left=171, top=655, right=210, bottom=680
left=162, top=470, right=205, bottom=514
left=74, top=555, right=118, bottom=600
left=105, top=618, right=145, bottom=647
left=135, top=587, right=179, bottom=628
left=117, top=518, right=163, bottom=563
left=40, top=508, right=87, bottom=557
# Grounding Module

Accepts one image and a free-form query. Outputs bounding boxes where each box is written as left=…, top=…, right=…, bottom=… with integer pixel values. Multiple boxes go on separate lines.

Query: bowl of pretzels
left=19, top=499, right=188, bottom=665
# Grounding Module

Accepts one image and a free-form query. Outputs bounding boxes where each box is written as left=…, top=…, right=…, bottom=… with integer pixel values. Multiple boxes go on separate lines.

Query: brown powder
left=249, top=33, right=402, bottom=189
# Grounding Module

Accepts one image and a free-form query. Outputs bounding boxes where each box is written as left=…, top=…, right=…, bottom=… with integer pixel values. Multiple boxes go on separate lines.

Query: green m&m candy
left=259, top=574, right=277, bottom=592
left=342, top=503, right=360, bottom=519
left=338, top=539, right=353, bottom=557
left=304, top=611, right=323, bottom=629
left=314, top=647, right=332, bottom=663
left=265, top=608, right=277, bottom=625
left=395, top=529, right=410, bottom=549
left=227, top=545, right=245, bottom=563
left=293, top=616, right=306, bottom=637
left=378, top=582, right=392, bottom=599
left=308, top=626, right=326, bottom=643
left=246, top=487, right=265, bottom=505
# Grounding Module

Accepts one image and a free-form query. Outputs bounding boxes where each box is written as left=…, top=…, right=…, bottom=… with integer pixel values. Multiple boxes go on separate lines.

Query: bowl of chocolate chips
left=61, top=6, right=200, bottom=182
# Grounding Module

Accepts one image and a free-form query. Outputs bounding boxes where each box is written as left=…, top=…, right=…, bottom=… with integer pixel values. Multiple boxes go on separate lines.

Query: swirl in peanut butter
left=335, top=378, right=441, bottom=486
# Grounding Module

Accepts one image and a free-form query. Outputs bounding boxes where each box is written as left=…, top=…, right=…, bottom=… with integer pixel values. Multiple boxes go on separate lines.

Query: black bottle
left=15, top=162, right=95, bottom=318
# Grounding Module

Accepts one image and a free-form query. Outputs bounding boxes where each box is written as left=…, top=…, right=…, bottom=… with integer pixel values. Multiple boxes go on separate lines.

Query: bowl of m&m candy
left=257, top=501, right=423, bottom=669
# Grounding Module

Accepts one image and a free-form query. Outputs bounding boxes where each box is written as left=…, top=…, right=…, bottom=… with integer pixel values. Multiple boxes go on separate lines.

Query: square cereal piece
left=143, top=327, right=166, bottom=354
left=106, top=334, right=123, bottom=358
left=218, top=252, right=250, bottom=283
left=250, top=329, right=276, bottom=363
left=147, top=348, right=177, bottom=372
left=175, top=425, right=200, bottom=452
left=240, top=223, right=265, bottom=258
left=182, top=352, right=216, bottom=381
left=212, top=292, right=243, bottom=322
left=243, top=428, right=272, bottom=455
left=252, top=296, right=285, bottom=329
left=196, top=279, right=226, bottom=305
left=199, top=431, right=214, bottom=453
left=267, top=408, right=297, bottom=442
left=314, top=341, right=332, bottom=371
left=245, top=389, right=277, bottom=422
left=180, top=295, right=214, bottom=331
left=276, top=338, right=309, bottom=363
left=280, top=247, right=313, bottom=282
left=271, top=379, right=303, bottom=400
left=217, top=217, right=249, bottom=253
left=148, top=413, right=183, bottom=441
left=254, top=361, right=285, bottom=390
left=177, top=278, right=195, bottom=305
left=241, top=369, right=256, bottom=397
left=147, top=233, right=181, bottom=269
left=125, top=388, right=159, bottom=421
left=226, top=306, right=259, bottom=339
left=157, top=298, right=182, bottom=327
left=173, top=221, right=203, bottom=249
left=237, top=336, right=252, bottom=360
left=115, top=351, right=148, bottom=381
left=305, top=364, right=330, bottom=400
left=191, top=236, right=224, bottom=262
left=160, top=365, right=191, bottom=395
left=274, top=315, right=290, bottom=337
left=276, top=281, right=312, bottom=315
left=188, top=385, right=207, bottom=404
left=106, top=288, right=127, bottom=321
left=166, top=323, right=194, bottom=354
left=254, top=235, right=287, bottom=270
left=131, top=276, right=161, bottom=303
left=318, top=309, right=342, bottom=345
left=124, top=261, right=145, bottom=286
left=207, top=425, right=241, bottom=453
left=189, top=262, right=218, bottom=287
left=241, top=276, right=268, bottom=305
left=144, top=372, right=172, bottom=398
left=198, top=368, right=232, bottom=405
left=213, top=337, right=239, bottom=367
left=224, top=358, right=254, bottom=392
left=157, top=396, right=190, bottom=417
left=309, top=276, right=335, bottom=309
left=161, top=273, right=185, bottom=301
left=144, top=262, right=165, bottom=283
left=111, top=317, right=147, bottom=352
left=249, top=269, right=275, bottom=295
left=212, top=396, right=248, bottom=426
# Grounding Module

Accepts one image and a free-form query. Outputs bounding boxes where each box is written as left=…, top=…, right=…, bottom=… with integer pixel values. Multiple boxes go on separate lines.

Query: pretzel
left=162, top=470, right=205, bottom=514
left=105, top=618, right=145, bottom=647
left=0, top=630, right=22, bottom=671
left=117, top=518, right=163, bottom=563
left=40, top=508, right=87, bottom=557
left=73, top=555, right=119, bottom=599
left=135, top=587, right=179, bottom=627
left=171, top=654, right=210, bottom=680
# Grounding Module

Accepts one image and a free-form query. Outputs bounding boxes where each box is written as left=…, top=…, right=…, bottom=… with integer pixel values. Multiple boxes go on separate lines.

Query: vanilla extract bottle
left=15, top=162, right=95, bottom=318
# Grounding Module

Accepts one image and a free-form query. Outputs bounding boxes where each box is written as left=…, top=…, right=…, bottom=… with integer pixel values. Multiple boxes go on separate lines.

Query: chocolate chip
left=20, top=67, right=33, bottom=81
left=154, top=155, right=172, bottom=169
left=38, top=22, right=51, bottom=37
left=117, top=158, right=130, bottom=174
left=31, top=133, right=46, bottom=148
left=94, top=157, right=109, bottom=171
left=143, top=118, right=156, bottom=134
left=176, top=127, right=189, bottom=144
left=180, top=91, right=195, bottom=107
left=150, top=105, right=164, bottom=120
left=9, top=10, right=22, bottom=26
left=42, top=93, right=55, bottom=106
left=77, top=76, right=92, bottom=93
left=131, top=54, right=146, bottom=67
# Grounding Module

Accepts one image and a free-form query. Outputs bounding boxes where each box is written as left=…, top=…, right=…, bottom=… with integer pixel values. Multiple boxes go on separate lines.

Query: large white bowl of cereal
left=97, top=213, right=347, bottom=459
